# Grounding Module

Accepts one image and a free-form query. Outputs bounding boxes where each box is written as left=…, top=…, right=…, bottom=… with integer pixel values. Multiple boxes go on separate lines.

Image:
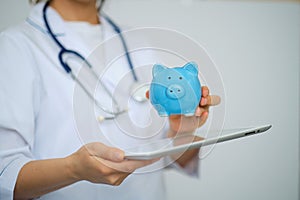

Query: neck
left=49, top=0, right=99, bottom=24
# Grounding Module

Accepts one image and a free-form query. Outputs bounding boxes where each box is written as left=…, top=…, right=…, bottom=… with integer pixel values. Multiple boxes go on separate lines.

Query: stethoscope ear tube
left=101, top=13, right=138, bottom=82
left=43, top=1, right=65, bottom=51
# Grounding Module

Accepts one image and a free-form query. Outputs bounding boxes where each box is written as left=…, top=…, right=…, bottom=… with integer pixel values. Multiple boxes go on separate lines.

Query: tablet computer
left=124, top=124, right=272, bottom=160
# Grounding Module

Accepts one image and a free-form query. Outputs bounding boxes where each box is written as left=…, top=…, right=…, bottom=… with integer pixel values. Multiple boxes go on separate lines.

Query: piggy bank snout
left=166, top=84, right=185, bottom=99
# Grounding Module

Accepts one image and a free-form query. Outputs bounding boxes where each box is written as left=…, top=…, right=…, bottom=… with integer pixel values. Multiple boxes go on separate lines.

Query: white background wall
left=0, top=0, right=299, bottom=200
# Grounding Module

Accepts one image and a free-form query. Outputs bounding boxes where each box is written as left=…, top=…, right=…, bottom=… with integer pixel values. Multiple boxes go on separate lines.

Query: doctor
left=0, top=0, right=220, bottom=200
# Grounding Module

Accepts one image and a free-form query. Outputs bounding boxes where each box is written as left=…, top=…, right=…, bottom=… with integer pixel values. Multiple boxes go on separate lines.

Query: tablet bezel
left=124, top=124, right=272, bottom=160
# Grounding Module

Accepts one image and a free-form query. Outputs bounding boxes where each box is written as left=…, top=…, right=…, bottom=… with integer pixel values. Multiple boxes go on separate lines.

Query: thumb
left=87, top=143, right=124, bottom=162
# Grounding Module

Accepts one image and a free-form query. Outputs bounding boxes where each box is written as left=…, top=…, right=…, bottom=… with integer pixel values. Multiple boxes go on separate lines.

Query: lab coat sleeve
left=0, top=30, right=39, bottom=199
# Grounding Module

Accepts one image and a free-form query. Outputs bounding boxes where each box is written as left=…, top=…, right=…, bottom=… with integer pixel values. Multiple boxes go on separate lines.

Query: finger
left=195, top=107, right=201, bottom=116
left=198, top=111, right=209, bottom=127
left=145, top=90, right=149, bottom=99
left=195, top=106, right=208, bottom=117
left=200, top=97, right=208, bottom=106
left=205, top=95, right=221, bottom=106
left=87, top=143, right=124, bottom=162
left=122, top=158, right=159, bottom=172
left=104, top=158, right=159, bottom=173
left=105, top=173, right=131, bottom=186
left=201, top=86, right=209, bottom=97
left=169, top=114, right=181, bottom=120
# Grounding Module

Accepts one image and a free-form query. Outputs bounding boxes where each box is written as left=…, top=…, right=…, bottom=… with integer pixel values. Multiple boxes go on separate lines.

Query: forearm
left=172, top=148, right=199, bottom=168
left=14, top=157, right=77, bottom=200
left=167, top=130, right=200, bottom=168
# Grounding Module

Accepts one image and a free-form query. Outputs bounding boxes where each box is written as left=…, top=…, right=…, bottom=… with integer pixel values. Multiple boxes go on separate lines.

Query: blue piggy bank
left=150, top=62, right=201, bottom=117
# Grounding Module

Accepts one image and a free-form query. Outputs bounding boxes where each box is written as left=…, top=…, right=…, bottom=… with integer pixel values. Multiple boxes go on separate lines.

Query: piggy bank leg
left=184, top=108, right=197, bottom=116
left=159, top=111, right=169, bottom=117
left=154, top=104, right=168, bottom=117
left=184, top=113, right=195, bottom=117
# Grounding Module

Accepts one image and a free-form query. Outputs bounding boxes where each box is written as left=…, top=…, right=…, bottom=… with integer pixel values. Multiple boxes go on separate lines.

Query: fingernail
left=195, top=107, right=201, bottom=116
left=114, top=152, right=124, bottom=161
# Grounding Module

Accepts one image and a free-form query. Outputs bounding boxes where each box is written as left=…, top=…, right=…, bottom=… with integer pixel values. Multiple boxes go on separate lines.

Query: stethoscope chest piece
left=130, top=82, right=149, bottom=103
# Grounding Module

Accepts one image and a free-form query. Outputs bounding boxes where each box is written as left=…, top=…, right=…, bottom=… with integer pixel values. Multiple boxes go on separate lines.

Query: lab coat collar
left=25, top=2, right=116, bottom=58
left=26, top=2, right=115, bottom=39
left=26, top=2, right=65, bottom=36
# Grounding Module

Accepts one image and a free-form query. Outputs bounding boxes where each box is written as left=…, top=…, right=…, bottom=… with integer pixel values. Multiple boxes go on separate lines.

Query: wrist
left=65, top=154, right=81, bottom=183
left=167, top=129, right=196, bottom=138
left=167, top=129, right=176, bottom=138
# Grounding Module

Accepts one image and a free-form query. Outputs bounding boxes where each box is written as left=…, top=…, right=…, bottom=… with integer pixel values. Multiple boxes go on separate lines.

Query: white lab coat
left=0, top=2, right=198, bottom=200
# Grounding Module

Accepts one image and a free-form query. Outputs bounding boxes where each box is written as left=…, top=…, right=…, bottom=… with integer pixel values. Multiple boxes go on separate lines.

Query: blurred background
left=0, top=0, right=299, bottom=200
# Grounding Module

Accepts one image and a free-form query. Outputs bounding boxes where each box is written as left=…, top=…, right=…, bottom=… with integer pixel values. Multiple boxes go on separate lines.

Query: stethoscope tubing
left=101, top=13, right=138, bottom=81
left=43, top=1, right=130, bottom=118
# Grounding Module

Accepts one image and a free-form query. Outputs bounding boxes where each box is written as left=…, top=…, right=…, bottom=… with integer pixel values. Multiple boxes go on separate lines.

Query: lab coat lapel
left=27, top=2, right=65, bottom=39
left=27, top=2, right=90, bottom=58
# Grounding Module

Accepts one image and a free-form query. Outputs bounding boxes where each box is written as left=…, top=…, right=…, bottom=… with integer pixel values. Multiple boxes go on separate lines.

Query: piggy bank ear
left=152, top=64, right=167, bottom=77
left=183, top=62, right=198, bottom=75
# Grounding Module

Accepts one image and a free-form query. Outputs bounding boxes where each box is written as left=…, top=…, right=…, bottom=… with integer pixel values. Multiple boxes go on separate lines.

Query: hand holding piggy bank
left=149, top=62, right=201, bottom=117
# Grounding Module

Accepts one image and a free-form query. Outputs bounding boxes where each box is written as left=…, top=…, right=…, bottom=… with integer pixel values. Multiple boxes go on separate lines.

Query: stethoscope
left=43, top=1, right=148, bottom=121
